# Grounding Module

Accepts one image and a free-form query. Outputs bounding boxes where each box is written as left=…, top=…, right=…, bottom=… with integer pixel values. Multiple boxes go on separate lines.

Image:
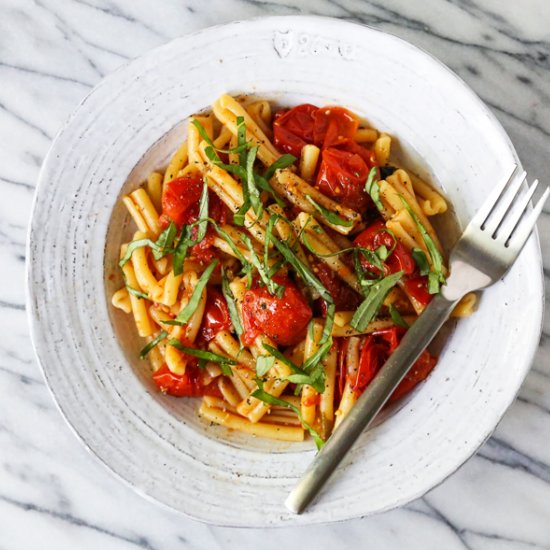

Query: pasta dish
left=111, top=95, right=475, bottom=446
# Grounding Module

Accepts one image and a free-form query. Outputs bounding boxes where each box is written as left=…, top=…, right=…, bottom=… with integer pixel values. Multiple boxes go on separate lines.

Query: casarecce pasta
left=112, top=95, right=475, bottom=446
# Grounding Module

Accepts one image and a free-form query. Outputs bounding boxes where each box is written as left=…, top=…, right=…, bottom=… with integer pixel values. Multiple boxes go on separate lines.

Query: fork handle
left=285, top=292, right=461, bottom=514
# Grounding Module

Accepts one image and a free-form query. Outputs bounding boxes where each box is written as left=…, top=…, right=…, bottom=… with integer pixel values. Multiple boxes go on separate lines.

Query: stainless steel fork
left=286, top=165, right=549, bottom=514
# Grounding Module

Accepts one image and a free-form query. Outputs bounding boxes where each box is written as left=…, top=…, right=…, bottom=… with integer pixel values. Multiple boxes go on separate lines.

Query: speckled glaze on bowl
left=27, top=16, right=543, bottom=526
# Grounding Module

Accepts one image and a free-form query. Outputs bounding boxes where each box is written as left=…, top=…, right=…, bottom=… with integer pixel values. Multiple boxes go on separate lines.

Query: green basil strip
left=269, top=231, right=335, bottom=359
left=364, top=167, right=384, bottom=211
left=412, top=248, right=430, bottom=276
left=299, top=233, right=384, bottom=276
left=163, top=259, right=219, bottom=326
left=245, top=145, right=263, bottom=217
left=254, top=173, right=287, bottom=208
left=140, top=330, right=168, bottom=359
left=191, top=119, right=248, bottom=154
left=172, top=225, right=190, bottom=276
left=204, top=146, right=247, bottom=181
left=263, top=154, right=297, bottom=180
left=153, top=222, right=177, bottom=261
left=221, top=267, right=244, bottom=342
left=126, top=284, right=149, bottom=300
left=262, top=343, right=326, bottom=394
left=256, top=355, right=275, bottom=377
left=194, top=180, right=210, bottom=244
left=351, top=270, right=404, bottom=331
left=119, top=238, right=158, bottom=268
left=251, top=384, right=325, bottom=450
left=237, top=115, right=247, bottom=168
left=400, top=196, right=446, bottom=293
left=240, top=233, right=285, bottom=297
left=168, top=339, right=236, bottom=373
left=212, top=223, right=253, bottom=287
left=375, top=244, right=389, bottom=261
left=389, top=304, right=410, bottom=329
left=305, top=195, right=353, bottom=227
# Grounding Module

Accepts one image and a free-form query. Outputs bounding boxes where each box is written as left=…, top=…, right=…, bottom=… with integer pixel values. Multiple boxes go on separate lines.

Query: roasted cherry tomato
left=160, top=176, right=230, bottom=230
left=241, top=276, right=313, bottom=346
left=273, top=104, right=318, bottom=156
left=353, top=220, right=416, bottom=276
left=404, top=275, right=433, bottom=307
left=160, top=175, right=203, bottom=228
left=316, top=147, right=372, bottom=210
left=389, top=351, right=437, bottom=403
left=200, top=288, right=232, bottom=342
left=312, top=106, right=358, bottom=148
left=337, top=140, right=378, bottom=166
left=338, top=326, right=437, bottom=401
left=348, top=336, right=385, bottom=391
left=152, top=363, right=220, bottom=398
left=314, top=261, right=362, bottom=313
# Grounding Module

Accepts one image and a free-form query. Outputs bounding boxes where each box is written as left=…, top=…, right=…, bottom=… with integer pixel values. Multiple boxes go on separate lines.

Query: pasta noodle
left=111, top=95, right=472, bottom=447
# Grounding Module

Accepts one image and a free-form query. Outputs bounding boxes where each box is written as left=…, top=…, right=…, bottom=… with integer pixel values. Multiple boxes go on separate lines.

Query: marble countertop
left=2, top=0, right=549, bottom=548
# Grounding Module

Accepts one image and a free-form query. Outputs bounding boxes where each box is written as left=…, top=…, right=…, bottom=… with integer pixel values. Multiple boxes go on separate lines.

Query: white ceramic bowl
left=27, top=16, right=543, bottom=526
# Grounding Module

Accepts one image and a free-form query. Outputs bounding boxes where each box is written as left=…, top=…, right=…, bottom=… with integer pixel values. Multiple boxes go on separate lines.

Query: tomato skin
left=312, top=106, right=358, bottom=148
left=152, top=363, right=221, bottom=398
left=241, top=276, right=313, bottom=347
left=160, top=175, right=230, bottom=231
left=314, top=261, right=362, bottom=313
left=338, top=326, right=437, bottom=401
left=404, top=275, right=433, bottom=306
left=316, top=147, right=372, bottom=210
left=389, top=351, right=437, bottom=403
left=200, top=288, right=232, bottom=342
left=273, top=104, right=318, bottom=156
left=353, top=220, right=416, bottom=276
left=274, top=104, right=359, bottom=156
left=338, top=140, right=378, bottom=166
left=349, top=336, right=384, bottom=391
left=160, top=175, right=203, bottom=228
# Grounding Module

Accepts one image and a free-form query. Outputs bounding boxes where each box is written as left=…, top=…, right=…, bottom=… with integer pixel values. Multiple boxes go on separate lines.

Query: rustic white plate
left=27, top=16, right=544, bottom=526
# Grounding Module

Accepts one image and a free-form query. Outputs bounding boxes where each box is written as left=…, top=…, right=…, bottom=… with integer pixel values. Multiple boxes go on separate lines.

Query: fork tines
left=475, top=164, right=549, bottom=249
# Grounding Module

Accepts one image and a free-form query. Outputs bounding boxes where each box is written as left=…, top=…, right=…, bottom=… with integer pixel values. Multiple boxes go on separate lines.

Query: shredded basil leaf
left=212, top=223, right=253, bottom=287
left=119, top=239, right=160, bottom=268
left=126, top=284, right=149, bottom=300
left=191, top=118, right=248, bottom=154
left=237, top=116, right=247, bottom=168
left=375, top=244, right=389, bottom=261
left=172, top=225, right=190, bottom=276
left=389, top=304, right=409, bottom=329
left=245, top=145, right=263, bottom=217
left=263, top=154, right=297, bottom=180
left=153, top=222, right=177, bottom=260
left=252, top=381, right=325, bottom=449
left=255, top=172, right=287, bottom=208
left=163, top=259, right=219, bottom=326
left=364, top=167, right=384, bottom=211
left=140, top=330, right=168, bottom=359
left=269, top=230, right=334, bottom=353
left=412, top=248, right=430, bottom=276
left=351, top=270, right=404, bottom=331
left=260, top=344, right=323, bottom=393
left=194, top=180, right=209, bottom=244
left=168, top=339, right=236, bottom=372
left=256, top=355, right=275, bottom=377
left=305, top=195, right=353, bottom=227
left=221, top=267, right=244, bottom=342
left=240, top=233, right=285, bottom=297
left=400, top=197, right=446, bottom=293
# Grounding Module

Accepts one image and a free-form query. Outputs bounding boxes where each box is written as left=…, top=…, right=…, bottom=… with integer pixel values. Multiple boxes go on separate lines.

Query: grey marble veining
left=1, top=0, right=549, bottom=548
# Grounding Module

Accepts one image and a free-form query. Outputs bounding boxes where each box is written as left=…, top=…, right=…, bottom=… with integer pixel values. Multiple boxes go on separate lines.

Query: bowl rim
left=26, top=14, right=545, bottom=526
